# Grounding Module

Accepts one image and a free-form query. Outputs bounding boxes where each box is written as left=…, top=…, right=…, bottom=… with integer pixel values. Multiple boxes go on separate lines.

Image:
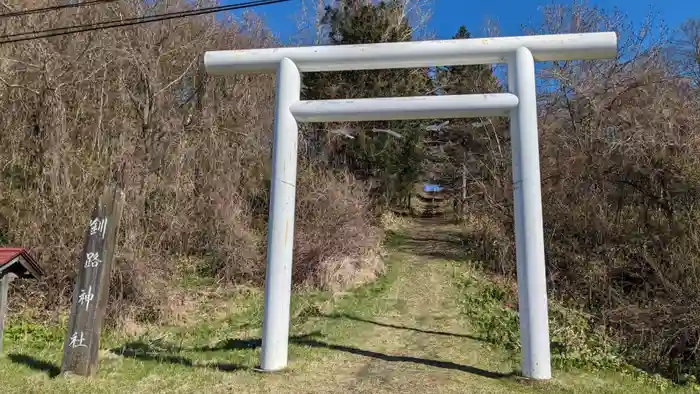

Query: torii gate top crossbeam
left=204, top=32, right=617, bottom=74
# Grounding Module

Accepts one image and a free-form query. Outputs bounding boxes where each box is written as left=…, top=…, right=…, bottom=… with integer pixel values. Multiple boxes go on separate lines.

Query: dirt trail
left=1, top=218, right=672, bottom=394
left=274, top=218, right=522, bottom=393
left=254, top=218, right=673, bottom=393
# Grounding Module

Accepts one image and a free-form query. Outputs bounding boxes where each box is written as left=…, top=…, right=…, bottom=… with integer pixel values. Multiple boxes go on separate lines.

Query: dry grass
left=0, top=0, right=383, bottom=326
left=2, top=0, right=700, bottom=384
left=0, top=220, right=685, bottom=394
left=379, top=211, right=409, bottom=233
left=293, top=166, right=386, bottom=291
left=449, top=3, right=700, bottom=381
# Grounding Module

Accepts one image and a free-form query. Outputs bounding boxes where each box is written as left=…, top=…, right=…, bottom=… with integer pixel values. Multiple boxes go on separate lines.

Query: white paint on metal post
left=204, top=32, right=617, bottom=379
left=260, top=57, right=301, bottom=372
left=205, top=32, right=617, bottom=73
left=509, top=47, right=551, bottom=379
left=289, top=93, right=519, bottom=122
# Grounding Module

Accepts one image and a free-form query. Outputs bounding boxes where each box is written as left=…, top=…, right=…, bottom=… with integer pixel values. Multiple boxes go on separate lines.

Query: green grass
left=456, top=268, right=624, bottom=370
left=0, top=221, right=697, bottom=393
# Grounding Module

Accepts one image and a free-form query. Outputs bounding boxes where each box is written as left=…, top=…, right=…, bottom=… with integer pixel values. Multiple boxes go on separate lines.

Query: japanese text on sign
left=84, top=252, right=101, bottom=268
left=90, top=217, right=108, bottom=238
left=78, top=285, right=94, bottom=312
left=69, top=331, right=88, bottom=349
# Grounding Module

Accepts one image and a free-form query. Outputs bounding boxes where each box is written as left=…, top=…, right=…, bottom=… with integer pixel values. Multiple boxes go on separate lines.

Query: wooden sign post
left=61, top=185, right=124, bottom=376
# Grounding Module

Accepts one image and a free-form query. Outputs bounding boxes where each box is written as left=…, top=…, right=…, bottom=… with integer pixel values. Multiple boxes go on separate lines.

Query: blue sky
left=238, top=0, right=698, bottom=43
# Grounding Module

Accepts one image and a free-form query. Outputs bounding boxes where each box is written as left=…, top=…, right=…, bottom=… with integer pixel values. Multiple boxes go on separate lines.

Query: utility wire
left=0, top=0, right=289, bottom=44
left=0, top=0, right=119, bottom=19
left=1, top=0, right=286, bottom=40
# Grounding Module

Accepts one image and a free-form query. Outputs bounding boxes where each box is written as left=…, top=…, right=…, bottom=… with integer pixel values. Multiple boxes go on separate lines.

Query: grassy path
left=0, top=219, right=691, bottom=393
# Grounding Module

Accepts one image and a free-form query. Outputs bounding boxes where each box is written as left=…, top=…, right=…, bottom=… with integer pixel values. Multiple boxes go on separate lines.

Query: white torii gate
left=204, top=31, right=617, bottom=380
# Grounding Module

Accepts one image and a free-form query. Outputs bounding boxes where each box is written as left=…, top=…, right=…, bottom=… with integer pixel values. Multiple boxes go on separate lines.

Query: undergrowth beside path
left=0, top=218, right=694, bottom=393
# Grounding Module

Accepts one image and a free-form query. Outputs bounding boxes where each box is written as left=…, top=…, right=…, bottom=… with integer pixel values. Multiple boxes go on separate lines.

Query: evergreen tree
left=427, top=26, right=505, bottom=214
left=435, top=26, right=500, bottom=95
left=301, top=0, right=433, bottom=207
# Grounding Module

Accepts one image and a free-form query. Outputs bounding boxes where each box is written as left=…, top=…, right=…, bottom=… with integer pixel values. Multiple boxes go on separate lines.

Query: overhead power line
left=0, top=0, right=119, bottom=19
left=0, top=0, right=289, bottom=44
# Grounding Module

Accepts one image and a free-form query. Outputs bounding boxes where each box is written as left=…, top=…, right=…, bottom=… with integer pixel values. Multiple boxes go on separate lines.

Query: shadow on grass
left=110, top=342, right=245, bottom=372
left=393, top=234, right=473, bottom=262
left=111, top=331, right=510, bottom=379
left=385, top=220, right=476, bottom=262
left=7, top=353, right=60, bottom=377
left=291, top=336, right=515, bottom=380
left=323, top=313, right=483, bottom=341
left=194, top=337, right=262, bottom=352
left=110, top=334, right=321, bottom=372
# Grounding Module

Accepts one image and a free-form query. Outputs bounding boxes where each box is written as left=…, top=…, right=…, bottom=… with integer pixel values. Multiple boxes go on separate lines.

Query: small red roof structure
left=0, top=248, right=43, bottom=279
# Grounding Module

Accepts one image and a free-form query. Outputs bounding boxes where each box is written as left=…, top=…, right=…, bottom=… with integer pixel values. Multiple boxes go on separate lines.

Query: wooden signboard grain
left=60, top=185, right=124, bottom=376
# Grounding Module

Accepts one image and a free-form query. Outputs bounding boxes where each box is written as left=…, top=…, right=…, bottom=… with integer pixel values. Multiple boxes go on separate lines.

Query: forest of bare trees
left=0, top=0, right=386, bottom=323
left=1, top=0, right=700, bottom=382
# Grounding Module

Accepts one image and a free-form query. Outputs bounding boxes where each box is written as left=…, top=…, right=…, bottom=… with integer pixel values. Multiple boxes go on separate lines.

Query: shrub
left=293, top=165, right=385, bottom=291
left=455, top=3, right=700, bottom=381
left=0, top=1, right=383, bottom=326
